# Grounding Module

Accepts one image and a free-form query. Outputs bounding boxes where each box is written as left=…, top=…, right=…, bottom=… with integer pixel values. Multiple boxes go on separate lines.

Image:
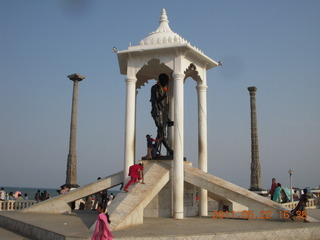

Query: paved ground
left=114, top=209, right=320, bottom=239
left=0, top=227, right=31, bottom=240
left=0, top=209, right=320, bottom=240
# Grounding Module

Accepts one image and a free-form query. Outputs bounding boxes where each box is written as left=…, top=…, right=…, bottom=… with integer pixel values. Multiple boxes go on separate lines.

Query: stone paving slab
left=0, top=209, right=320, bottom=240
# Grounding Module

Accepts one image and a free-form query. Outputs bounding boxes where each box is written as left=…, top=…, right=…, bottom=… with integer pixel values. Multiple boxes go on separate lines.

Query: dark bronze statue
left=150, top=73, right=174, bottom=156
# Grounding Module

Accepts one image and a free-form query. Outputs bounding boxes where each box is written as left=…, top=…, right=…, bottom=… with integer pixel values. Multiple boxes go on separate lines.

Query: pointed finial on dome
left=154, top=8, right=172, bottom=33
left=160, top=8, right=169, bottom=24
left=140, top=8, right=187, bottom=46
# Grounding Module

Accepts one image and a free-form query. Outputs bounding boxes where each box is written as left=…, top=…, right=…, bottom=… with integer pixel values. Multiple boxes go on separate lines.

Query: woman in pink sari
left=92, top=203, right=114, bottom=240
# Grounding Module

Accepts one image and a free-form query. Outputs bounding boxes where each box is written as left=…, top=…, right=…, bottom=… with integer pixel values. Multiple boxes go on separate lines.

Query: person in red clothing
left=123, top=163, right=144, bottom=192
left=269, top=178, right=277, bottom=200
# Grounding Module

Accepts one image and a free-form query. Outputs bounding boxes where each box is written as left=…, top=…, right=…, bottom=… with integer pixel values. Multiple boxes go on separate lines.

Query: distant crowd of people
left=268, top=178, right=314, bottom=203
left=90, top=189, right=115, bottom=211
left=268, top=177, right=311, bottom=222
left=0, top=187, right=53, bottom=202
left=34, top=189, right=51, bottom=202
left=0, top=187, right=30, bottom=201
left=57, top=182, right=116, bottom=212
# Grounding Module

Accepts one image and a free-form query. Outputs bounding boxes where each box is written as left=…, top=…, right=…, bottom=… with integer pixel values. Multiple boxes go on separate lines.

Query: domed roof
left=140, top=9, right=187, bottom=46
left=117, top=9, right=219, bottom=76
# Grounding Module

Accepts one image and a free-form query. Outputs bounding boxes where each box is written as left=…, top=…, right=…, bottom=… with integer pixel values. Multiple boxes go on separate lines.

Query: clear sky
left=1, top=0, right=319, bottom=190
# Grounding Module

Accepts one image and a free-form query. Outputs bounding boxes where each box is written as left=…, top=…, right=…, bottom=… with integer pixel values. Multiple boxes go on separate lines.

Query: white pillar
left=197, top=84, right=208, bottom=216
left=173, top=72, right=184, bottom=219
left=168, top=80, right=174, bottom=149
left=124, top=76, right=137, bottom=180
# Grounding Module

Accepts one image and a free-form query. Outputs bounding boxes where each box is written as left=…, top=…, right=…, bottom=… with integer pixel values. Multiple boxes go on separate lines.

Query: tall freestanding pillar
left=66, top=73, right=85, bottom=188
left=248, top=86, right=262, bottom=191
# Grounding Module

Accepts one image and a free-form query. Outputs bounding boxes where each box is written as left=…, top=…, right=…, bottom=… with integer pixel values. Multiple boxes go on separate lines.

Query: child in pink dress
left=92, top=203, right=114, bottom=240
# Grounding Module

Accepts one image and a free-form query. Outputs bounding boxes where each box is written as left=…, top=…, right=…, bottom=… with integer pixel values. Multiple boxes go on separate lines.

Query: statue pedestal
left=142, top=155, right=173, bottom=160
left=141, top=160, right=198, bottom=217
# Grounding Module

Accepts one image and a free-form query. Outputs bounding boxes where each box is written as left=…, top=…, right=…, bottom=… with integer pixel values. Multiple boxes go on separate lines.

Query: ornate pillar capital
left=172, top=72, right=185, bottom=80
left=125, top=77, right=137, bottom=84
left=196, top=84, right=208, bottom=92
left=248, top=86, right=257, bottom=95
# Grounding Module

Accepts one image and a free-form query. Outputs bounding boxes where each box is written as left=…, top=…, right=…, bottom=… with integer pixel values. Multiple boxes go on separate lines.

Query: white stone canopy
left=117, top=8, right=218, bottom=89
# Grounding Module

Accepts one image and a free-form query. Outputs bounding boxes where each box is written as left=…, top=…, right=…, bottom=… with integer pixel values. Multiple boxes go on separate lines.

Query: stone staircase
left=106, top=162, right=170, bottom=230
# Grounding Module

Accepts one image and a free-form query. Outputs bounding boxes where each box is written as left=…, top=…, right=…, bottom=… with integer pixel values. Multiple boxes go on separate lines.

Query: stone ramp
left=107, top=162, right=170, bottom=231
left=21, top=171, right=123, bottom=214
left=184, top=164, right=319, bottom=222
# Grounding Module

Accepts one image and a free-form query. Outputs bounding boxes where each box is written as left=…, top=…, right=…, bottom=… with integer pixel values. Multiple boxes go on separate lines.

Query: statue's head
left=158, top=73, right=169, bottom=87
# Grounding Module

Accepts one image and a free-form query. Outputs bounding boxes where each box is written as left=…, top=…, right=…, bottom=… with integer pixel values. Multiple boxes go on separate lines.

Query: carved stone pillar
left=66, top=73, right=85, bottom=188
left=248, top=86, right=262, bottom=191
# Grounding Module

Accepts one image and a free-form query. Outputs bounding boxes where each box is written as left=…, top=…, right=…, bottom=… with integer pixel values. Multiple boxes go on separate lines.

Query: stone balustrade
left=313, top=192, right=320, bottom=198
left=0, top=200, right=37, bottom=211
left=1, top=197, right=319, bottom=212
left=282, top=198, right=320, bottom=209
